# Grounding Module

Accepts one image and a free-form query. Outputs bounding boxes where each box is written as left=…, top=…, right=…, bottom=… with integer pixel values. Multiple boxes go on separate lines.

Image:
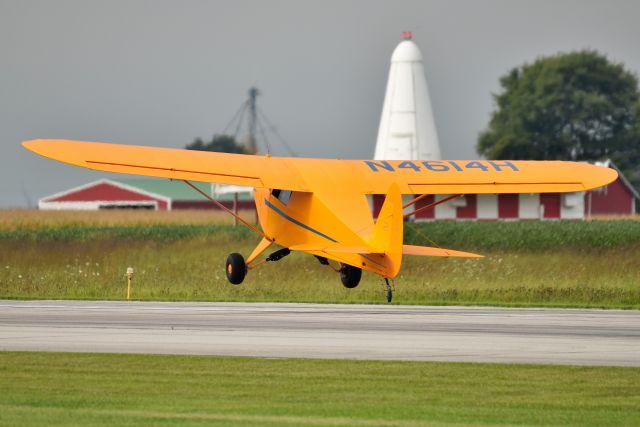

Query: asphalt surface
left=1, top=300, right=639, bottom=366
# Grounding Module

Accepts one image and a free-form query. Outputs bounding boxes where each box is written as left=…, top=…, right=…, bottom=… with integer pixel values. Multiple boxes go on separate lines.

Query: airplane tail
left=369, top=183, right=404, bottom=278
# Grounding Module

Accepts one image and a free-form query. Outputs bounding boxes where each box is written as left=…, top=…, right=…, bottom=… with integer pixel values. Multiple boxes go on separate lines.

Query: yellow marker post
left=126, top=267, right=134, bottom=300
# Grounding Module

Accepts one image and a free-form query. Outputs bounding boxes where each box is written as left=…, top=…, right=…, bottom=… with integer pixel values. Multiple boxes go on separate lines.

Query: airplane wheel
left=226, top=253, right=246, bottom=285
left=340, top=264, right=362, bottom=289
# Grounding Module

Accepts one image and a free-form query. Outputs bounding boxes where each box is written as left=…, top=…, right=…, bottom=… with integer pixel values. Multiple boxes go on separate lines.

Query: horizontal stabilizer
left=289, top=243, right=381, bottom=254
left=403, top=245, right=483, bottom=258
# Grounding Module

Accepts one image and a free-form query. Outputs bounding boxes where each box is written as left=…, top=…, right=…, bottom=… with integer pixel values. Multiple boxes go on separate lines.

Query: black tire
left=340, top=264, right=362, bottom=289
left=226, top=253, right=246, bottom=285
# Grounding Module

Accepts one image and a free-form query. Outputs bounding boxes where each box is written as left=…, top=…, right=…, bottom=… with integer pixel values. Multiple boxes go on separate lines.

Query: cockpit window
left=271, top=189, right=292, bottom=205
left=278, top=190, right=292, bottom=205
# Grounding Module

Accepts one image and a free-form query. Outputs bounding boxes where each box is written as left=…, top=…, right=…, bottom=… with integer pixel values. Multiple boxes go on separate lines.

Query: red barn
left=39, top=179, right=255, bottom=211
left=584, top=160, right=639, bottom=217
left=39, top=179, right=171, bottom=210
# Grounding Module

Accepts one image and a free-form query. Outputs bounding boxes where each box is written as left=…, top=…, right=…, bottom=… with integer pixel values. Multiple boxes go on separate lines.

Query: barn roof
left=41, top=178, right=254, bottom=205
left=596, top=160, right=640, bottom=200
left=40, top=179, right=170, bottom=203
left=115, top=179, right=253, bottom=201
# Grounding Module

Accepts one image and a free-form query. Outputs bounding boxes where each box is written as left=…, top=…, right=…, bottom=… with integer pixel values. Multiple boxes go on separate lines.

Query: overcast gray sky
left=2, top=0, right=639, bottom=207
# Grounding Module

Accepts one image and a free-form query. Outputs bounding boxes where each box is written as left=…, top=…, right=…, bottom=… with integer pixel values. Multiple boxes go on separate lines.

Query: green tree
left=186, top=134, right=248, bottom=154
left=478, top=50, right=640, bottom=188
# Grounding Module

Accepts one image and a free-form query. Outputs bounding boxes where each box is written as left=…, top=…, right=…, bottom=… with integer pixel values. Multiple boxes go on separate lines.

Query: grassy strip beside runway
left=1, top=352, right=639, bottom=426
left=2, top=237, right=639, bottom=308
left=1, top=213, right=639, bottom=307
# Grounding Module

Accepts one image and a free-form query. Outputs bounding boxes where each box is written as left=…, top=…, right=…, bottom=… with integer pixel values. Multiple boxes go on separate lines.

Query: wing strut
left=182, top=180, right=267, bottom=239
left=403, top=194, right=462, bottom=218
left=403, top=193, right=430, bottom=209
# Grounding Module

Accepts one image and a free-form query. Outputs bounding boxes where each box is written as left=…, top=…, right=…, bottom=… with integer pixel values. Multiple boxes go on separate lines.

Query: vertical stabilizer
left=370, top=183, right=404, bottom=278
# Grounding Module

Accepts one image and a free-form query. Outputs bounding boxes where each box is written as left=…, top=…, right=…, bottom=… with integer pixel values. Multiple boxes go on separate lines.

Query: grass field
left=0, top=352, right=639, bottom=426
left=1, top=210, right=639, bottom=307
left=0, top=208, right=249, bottom=228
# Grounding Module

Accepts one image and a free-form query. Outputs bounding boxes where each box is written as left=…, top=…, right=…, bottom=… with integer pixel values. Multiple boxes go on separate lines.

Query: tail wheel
left=340, top=264, right=362, bottom=289
left=226, top=253, right=246, bottom=285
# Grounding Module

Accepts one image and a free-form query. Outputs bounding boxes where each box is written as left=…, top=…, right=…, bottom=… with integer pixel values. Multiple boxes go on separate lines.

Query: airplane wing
left=22, top=139, right=304, bottom=190
left=23, top=139, right=618, bottom=194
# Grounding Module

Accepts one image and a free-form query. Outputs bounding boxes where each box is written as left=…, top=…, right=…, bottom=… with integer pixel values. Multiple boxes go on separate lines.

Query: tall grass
left=404, top=219, right=640, bottom=250
left=1, top=210, right=638, bottom=307
left=2, top=236, right=639, bottom=307
left=0, top=209, right=255, bottom=229
left=2, top=212, right=640, bottom=250
left=0, top=224, right=252, bottom=242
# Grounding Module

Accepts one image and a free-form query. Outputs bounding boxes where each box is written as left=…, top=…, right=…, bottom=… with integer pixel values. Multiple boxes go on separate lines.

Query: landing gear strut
left=384, top=278, right=393, bottom=303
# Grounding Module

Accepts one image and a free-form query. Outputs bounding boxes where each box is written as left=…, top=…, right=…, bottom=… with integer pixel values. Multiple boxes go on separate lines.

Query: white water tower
left=374, top=32, right=441, bottom=161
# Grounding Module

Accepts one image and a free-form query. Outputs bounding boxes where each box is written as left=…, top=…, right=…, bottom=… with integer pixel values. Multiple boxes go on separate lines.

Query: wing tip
left=583, top=164, right=618, bottom=191
left=22, top=139, right=52, bottom=156
left=22, top=139, right=39, bottom=151
left=22, top=139, right=62, bottom=155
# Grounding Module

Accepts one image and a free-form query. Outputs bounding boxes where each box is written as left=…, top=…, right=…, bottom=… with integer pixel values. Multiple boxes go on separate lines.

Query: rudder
left=369, top=184, right=403, bottom=278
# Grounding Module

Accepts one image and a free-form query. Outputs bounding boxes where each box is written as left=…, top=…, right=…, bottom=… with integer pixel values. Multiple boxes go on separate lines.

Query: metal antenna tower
left=247, top=87, right=259, bottom=154
left=220, top=87, right=294, bottom=156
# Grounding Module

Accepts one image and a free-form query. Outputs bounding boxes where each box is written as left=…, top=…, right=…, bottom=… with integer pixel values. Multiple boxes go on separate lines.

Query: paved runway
left=1, top=300, right=639, bottom=366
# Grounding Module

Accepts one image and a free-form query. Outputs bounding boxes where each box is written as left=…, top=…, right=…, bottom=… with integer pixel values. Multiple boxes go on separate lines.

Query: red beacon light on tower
left=401, top=31, right=413, bottom=40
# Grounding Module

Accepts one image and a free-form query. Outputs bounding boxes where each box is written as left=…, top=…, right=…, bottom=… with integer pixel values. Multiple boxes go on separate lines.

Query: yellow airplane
left=23, top=139, right=617, bottom=301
